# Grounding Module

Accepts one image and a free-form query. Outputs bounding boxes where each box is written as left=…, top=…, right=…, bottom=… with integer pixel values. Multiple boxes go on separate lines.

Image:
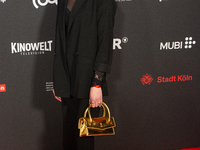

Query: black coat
left=53, top=0, right=117, bottom=98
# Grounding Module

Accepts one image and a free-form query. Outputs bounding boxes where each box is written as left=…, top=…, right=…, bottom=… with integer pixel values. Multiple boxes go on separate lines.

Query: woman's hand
left=89, top=87, right=103, bottom=108
left=52, top=89, right=62, bottom=102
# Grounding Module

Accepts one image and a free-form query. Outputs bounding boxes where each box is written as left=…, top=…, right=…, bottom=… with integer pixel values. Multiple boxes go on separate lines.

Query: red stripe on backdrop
left=175, top=148, right=200, bottom=150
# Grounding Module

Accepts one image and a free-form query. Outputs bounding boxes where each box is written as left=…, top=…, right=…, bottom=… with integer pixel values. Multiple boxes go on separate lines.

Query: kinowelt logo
left=160, top=37, right=196, bottom=50
left=113, top=37, right=128, bottom=50
left=141, top=74, right=192, bottom=85
left=11, top=40, right=53, bottom=55
left=33, top=0, right=57, bottom=9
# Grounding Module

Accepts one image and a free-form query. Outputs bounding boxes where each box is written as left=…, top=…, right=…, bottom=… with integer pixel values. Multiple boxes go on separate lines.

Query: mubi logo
left=184, top=37, right=196, bottom=49
left=113, top=37, right=128, bottom=50
left=33, top=0, right=57, bottom=9
left=160, top=37, right=196, bottom=50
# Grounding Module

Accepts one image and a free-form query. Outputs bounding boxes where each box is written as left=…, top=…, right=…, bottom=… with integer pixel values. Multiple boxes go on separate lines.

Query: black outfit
left=53, top=0, right=117, bottom=150
left=62, top=7, right=102, bottom=150
left=62, top=96, right=100, bottom=150
left=53, top=0, right=117, bottom=98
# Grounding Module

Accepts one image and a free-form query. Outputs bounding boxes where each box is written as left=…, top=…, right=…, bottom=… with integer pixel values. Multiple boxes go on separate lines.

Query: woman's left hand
left=89, top=87, right=103, bottom=108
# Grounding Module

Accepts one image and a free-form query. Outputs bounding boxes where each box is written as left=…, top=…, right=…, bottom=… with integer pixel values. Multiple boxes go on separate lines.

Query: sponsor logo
left=159, top=0, right=168, bottom=2
left=115, top=0, right=132, bottom=2
left=46, top=82, right=53, bottom=92
left=140, top=74, right=153, bottom=85
left=0, top=0, right=6, bottom=3
left=33, top=0, right=57, bottom=9
left=113, top=37, right=128, bottom=50
left=141, top=74, right=192, bottom=85
left=0, top=84, right=6, bottom=92
left=160, top=37, right=196, bottom=50
left=157, top=75, right=192, bottom=83
left=11, top=40, right=53, bottom=55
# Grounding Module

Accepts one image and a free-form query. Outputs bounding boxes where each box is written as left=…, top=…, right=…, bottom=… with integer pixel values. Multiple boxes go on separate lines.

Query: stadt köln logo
left=141, top=74, right=192, bottom=85
left=140, top=74, right=153, bottom=85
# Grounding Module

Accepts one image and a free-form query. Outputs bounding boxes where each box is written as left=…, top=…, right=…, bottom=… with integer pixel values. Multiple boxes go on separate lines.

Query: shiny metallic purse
left=78, top=102, right=116, bottom=137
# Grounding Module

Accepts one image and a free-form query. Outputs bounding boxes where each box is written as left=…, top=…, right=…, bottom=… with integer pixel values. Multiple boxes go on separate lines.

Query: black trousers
left=62, top=96, right=100, bottom=150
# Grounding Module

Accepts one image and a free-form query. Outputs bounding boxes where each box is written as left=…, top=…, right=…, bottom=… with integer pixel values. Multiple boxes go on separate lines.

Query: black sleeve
left=91, top=71, right=105, bottom=87
left=93, top=0, right=117, bottom=73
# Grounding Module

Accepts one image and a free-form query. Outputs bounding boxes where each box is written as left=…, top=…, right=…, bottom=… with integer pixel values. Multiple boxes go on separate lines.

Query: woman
left=53, top=0, right=117, bottom=149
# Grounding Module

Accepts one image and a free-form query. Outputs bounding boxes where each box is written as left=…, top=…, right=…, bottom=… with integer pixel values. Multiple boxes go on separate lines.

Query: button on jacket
left=53, top=0, right=117, bottom=98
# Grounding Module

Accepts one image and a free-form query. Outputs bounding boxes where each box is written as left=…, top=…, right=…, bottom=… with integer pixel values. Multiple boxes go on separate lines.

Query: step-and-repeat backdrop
left=0, top=0, right=200, bottom=150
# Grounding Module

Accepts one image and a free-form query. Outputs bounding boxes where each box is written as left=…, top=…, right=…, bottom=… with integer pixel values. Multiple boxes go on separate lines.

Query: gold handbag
left=78, top=102, right=116, bottom=137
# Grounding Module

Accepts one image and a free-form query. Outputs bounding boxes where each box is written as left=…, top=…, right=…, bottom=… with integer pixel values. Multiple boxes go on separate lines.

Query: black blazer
left=53, top=0, right=117, bottom=98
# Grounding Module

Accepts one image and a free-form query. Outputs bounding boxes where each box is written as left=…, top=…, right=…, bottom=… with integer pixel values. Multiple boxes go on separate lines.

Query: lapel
left=67, top=0, right=85, bottom=32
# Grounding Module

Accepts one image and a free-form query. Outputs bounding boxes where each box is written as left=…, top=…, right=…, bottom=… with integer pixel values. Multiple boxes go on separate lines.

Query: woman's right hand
left=89, top=87, right=103, bottom=108
left=52, top=89, right=62, bottom=102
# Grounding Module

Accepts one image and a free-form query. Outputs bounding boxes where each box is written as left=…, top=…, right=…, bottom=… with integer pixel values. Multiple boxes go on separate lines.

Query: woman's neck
left=67, top=0, right=76, bottom=12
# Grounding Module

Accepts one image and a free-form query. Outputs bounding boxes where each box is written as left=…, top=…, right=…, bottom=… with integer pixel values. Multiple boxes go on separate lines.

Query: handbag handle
left=84, top=102, right=111, bottom=123
left=84, top=103, right=106, bottom=119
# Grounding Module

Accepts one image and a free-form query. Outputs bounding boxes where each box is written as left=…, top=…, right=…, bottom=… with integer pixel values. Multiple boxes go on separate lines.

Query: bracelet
left=93, top=84, right=101, bottom=88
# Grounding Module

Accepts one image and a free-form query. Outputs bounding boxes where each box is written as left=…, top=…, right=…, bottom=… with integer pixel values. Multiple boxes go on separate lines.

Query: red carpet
left=176, top=148, right=200, bottom=150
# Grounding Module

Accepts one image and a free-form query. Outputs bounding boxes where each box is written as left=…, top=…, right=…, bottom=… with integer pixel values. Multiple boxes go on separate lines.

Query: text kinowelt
left=11, top=40, right=53, bottom=54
